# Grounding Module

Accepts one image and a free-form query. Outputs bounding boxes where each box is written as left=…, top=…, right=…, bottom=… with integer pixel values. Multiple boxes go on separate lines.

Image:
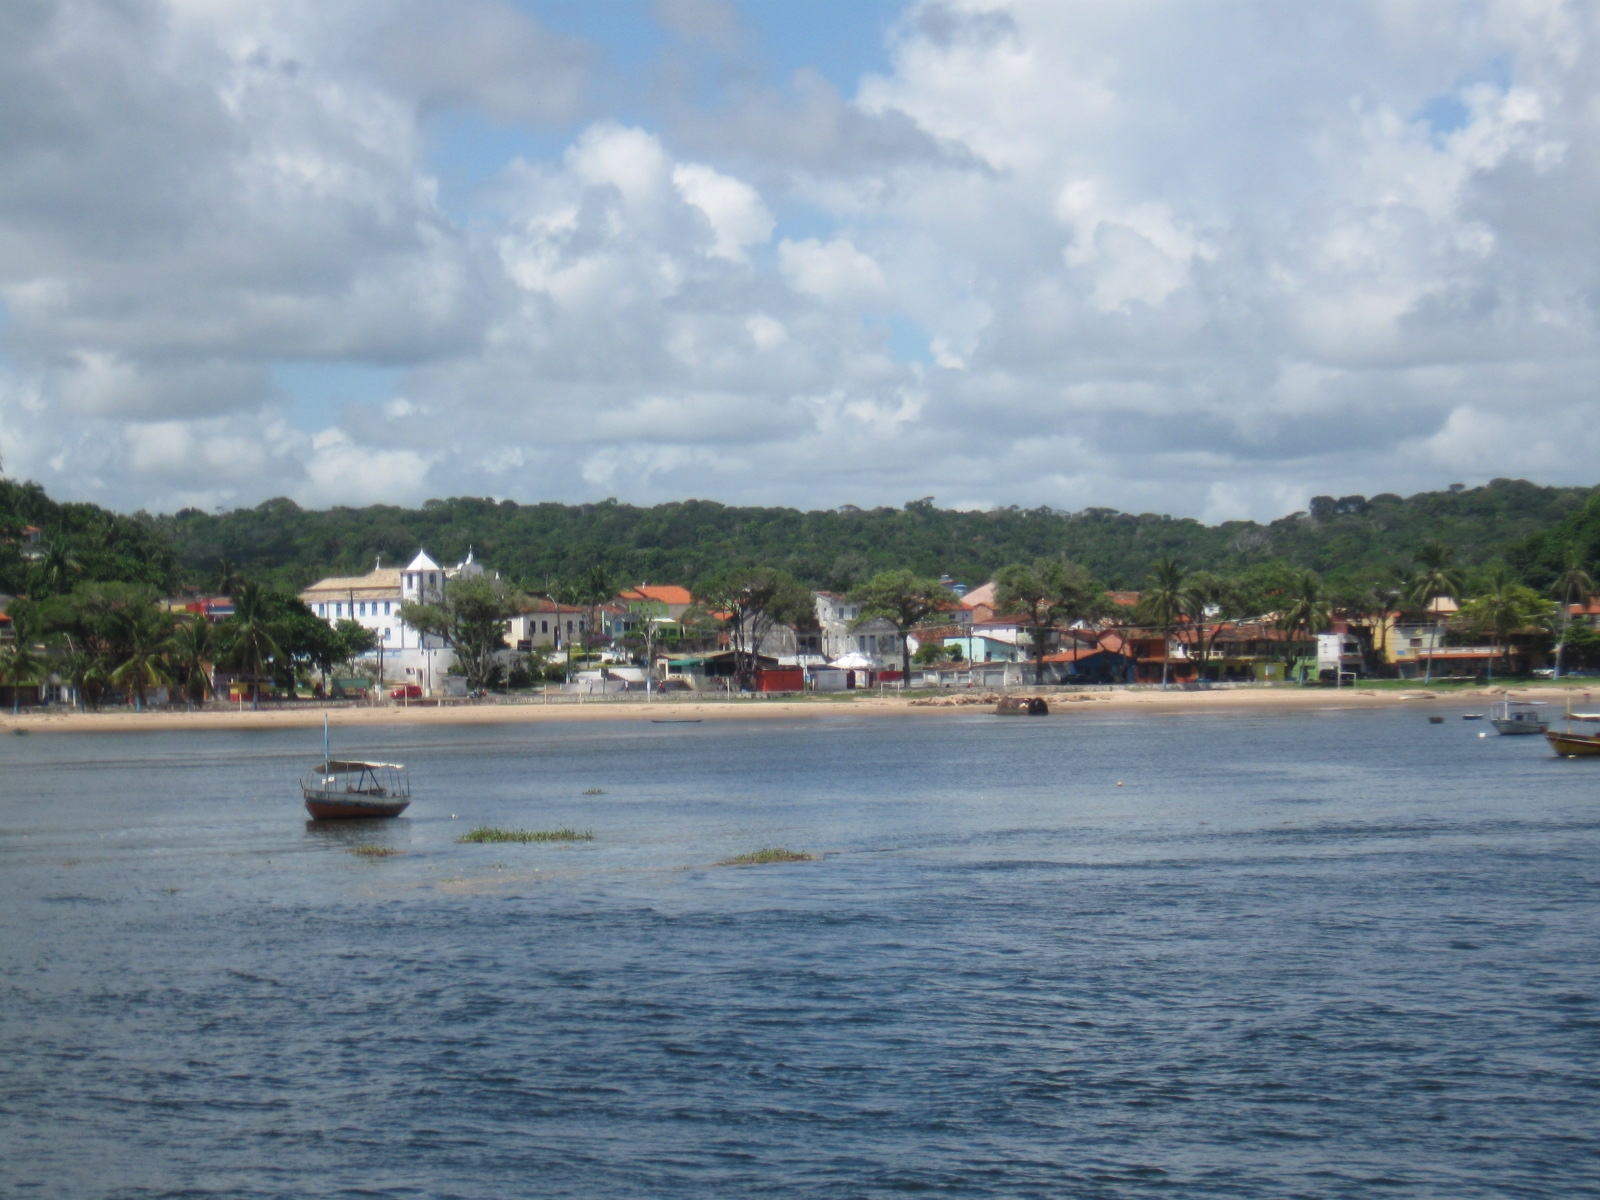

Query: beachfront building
left=813, top=591, right=903, bottom=664
left=298, top=548, right=490, bottom=691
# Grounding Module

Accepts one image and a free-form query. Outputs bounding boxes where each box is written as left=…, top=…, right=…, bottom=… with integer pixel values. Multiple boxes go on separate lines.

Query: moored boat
left=1544, top=705, right=1600, bottom=757
left=302, top=716, right=411, bottom=819
left=1490, top=699, right=1548, bottom=735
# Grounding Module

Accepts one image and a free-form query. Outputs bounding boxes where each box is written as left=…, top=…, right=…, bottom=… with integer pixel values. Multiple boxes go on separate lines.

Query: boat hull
left=1492, top=719, right=1547, bottom=735
left=303, top=792, right=410, bottom=820
left=1544, top=731, right=1600, bottom=757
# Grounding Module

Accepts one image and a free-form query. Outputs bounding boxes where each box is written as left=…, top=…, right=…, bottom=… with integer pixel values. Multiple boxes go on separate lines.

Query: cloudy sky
left=1, top=0, right=1596, bottom=522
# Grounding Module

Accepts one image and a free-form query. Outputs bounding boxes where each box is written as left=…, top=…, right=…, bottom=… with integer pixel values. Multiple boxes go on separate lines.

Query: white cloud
left=4, top=0, right=1599, bottom=524
left=778, top=237, right=888, bottom=305
left=671, top=162, right=774, bottom=261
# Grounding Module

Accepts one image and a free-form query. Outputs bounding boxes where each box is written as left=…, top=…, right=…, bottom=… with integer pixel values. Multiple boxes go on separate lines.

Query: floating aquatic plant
left=582, top=788, right=606, bottom=795
left=348, top=845, right=401, bottom=858
left=457, top=827, right=593, bottom=844
left=718, top=847, right=817, bottom=866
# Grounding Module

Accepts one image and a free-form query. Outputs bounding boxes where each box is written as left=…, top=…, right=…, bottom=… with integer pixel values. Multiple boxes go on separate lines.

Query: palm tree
left=1277, top=569, right=1332, bottom=681
left=56, top=642, right=104, bottom=712
left=31, top=539, right=81, bottom=596
left=169, top=615, right=214, bottom=710
left=1136, top=557, right=1188, bottom=689
left=1462, top=566, right=1556, bottom=680
left=1406, top=542, right=1466, bottom=683
left=1550, top=552, right=1595, bottom=680
left=213, top=558, right=244, bottom=598
left=220, top=581, right=281, bottom=709
left=109, top=606, right=175, bottom=711
left=579, top=563, right=615, bottom=660
left=0, top=639, right=47, bottom=714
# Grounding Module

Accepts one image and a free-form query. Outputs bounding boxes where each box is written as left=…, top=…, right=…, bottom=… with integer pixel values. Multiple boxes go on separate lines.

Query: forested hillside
left=4, top=474, right=1594, bottom=599
left=0, top=477, right=176, bottom=596
left=146, top=478, right=1592, bottom=594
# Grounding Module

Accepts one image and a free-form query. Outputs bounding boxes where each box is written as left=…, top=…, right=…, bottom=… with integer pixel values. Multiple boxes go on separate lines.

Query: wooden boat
left=1490, top=699, right=1548, bottom=735
left=302, top=716, right=411, bottom=819
left=1544, top=705, right=1600, bottom=757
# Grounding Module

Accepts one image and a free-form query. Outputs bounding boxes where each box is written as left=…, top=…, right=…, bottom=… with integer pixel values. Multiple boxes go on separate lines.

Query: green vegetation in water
left=347, top=845, right=401, bottom=858
left=457, top=827, right=594, bottom=844
left=719, top=847, right=818, bottom=866
left=582, top=788, right=606, bottom=795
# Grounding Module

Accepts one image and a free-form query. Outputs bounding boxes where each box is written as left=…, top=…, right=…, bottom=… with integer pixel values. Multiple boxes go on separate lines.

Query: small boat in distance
left=1544, top=703, right=1600, bottom=757
left=1490, top=699, right=1548, bottom=735
left=302, top=715, right=411, bottom=820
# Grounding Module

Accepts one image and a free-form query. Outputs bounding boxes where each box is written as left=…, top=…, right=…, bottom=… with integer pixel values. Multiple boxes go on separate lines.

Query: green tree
left=1550, top=552, right=1595, bottom=680
left=1406, top=542, right=1466, bottom=683
left=399, top=575, right=521, bottom=691
left=0, top=638, right=47, bottom=714
left=29, top=539, right=81, bottom=596
left=1461, top=566, right=1557, bottom=678
left=996, top=558, right=1106, bottom=685
left=108, top=605, right=176, bottom=711
left=168, top=615, right=214, bottom=709
left=1136, top=557, right=1189, bottom=689
left=698, top=567, right=814, bottom=690
left=1276, top=568, right=1332, bottom=679
left=217, top=581, right=282, bottom=708
left=849, top=569, right=949, bottom=686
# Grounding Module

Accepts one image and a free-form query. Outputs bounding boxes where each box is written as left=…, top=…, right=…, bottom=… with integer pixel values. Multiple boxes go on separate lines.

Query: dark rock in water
left=1429, top=716, right=1445, bottom=724
left=997, top=697, right=1050, bottom=716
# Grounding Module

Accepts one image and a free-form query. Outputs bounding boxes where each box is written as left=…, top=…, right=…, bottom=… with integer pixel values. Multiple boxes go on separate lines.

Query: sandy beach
left=5, top=683, right=1596, bottom=734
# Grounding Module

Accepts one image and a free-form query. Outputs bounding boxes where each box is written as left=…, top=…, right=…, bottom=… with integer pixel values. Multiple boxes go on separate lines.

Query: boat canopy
left=314, top=759, right=407, bottom=772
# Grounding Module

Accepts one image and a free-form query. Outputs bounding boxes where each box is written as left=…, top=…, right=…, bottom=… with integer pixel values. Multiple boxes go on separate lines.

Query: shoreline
left=5, top=684, right=1596, bottom=734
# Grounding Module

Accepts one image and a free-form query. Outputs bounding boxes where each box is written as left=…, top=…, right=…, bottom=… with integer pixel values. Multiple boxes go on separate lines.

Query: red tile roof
left=620, top=584, right=693, bottom=606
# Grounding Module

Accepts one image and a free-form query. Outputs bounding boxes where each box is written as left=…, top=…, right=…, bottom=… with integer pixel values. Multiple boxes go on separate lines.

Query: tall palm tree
left=109, top=606, right=175, bottom=712
left=1277, top=569, right=1332, bottom=681
left=221, top=581, right=281, bottom=710
left=1550, top=552, right=1595, bottom=680
left=169, top=615, right=214, bottom=710
left=57, top=642, right=104, bottom=712
left=1137, top=557, right=1188, bottom=689
left=0, top=639, right=47, bottom=714
left=1406, top=542, right=1466, bottom=683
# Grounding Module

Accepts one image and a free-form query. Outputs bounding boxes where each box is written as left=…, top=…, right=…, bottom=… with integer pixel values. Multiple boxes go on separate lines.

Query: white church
left=298, top=549, right=490, bottom=692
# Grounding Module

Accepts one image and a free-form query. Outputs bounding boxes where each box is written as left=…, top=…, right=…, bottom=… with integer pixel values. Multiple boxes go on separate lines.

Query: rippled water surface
left=3, top=705, right=1598, bottom=1198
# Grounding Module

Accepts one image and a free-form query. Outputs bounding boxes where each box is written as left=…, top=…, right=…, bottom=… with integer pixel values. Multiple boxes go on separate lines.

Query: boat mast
left=323, top=713, right=330, bottom=766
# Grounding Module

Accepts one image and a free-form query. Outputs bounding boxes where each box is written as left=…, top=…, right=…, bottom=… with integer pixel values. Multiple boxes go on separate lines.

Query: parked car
left=389, top=684, right=423, bottom=699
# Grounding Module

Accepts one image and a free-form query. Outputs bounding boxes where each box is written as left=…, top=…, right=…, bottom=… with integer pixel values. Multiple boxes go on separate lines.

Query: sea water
left=1, top=706, right=1597, bottom=1198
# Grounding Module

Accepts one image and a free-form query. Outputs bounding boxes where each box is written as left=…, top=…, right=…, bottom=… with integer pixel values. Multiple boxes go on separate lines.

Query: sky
left=0, top=0, right=1596, bottom=523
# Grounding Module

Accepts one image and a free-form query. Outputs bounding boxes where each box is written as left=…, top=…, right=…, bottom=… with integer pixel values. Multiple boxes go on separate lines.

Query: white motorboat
left=1490, top=699, right=1548, bottom=735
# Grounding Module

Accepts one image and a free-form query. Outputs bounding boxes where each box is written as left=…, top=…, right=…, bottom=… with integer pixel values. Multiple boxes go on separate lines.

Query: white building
left=298, top=548, right=490, bottom=691
left=813, top=591, right=902, bottom=664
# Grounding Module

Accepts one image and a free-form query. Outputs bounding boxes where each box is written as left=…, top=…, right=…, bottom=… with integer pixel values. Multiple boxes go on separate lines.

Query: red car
left=389, top=684, right=423, bottom=700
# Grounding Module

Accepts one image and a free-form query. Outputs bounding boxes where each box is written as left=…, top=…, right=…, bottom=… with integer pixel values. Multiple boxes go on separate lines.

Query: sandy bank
left=5, top=683, right=1596, bottom=735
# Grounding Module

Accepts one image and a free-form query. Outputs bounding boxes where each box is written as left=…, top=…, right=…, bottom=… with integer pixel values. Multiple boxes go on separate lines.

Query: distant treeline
left=3, top=475, right=1598, bottom=600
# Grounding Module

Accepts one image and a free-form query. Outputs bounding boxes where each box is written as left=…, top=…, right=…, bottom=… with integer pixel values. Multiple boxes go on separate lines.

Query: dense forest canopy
left=3, top=474, right=1597, bottom=600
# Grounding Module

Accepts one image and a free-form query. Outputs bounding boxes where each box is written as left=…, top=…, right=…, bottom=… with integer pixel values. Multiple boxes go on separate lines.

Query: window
left=336, top=603, right=343, bottom=617
left=384, top=602, right=391, bottom=615
left=358, top=602, right=366, bottom=616
left=541, top=620, right=548, bottom=634
left=383, top=628, right=391, bottom=641
left=317, top=604, right=325, bottom=616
